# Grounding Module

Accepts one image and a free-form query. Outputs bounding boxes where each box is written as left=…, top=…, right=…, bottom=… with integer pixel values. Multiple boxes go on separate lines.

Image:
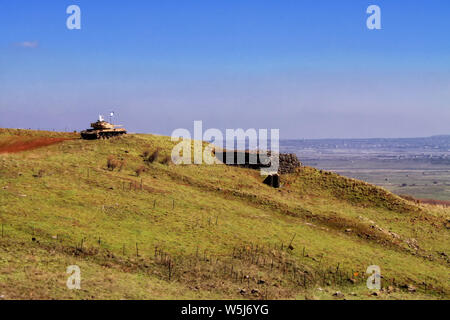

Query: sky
left=0, top=0, right=449, bottom=139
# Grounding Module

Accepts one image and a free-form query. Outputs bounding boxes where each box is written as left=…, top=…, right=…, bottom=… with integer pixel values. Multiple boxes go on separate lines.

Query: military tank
left=81, top=116, right=127, bottom=140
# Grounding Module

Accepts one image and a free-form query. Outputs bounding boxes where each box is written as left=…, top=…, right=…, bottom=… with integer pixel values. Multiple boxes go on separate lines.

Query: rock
left=345, top=229, right=352, bottom=233
left=251, top=289, right=260, bottom=295
left=278, top=153, right=302, bottom=174
left=349, top=292, right=357, bottom=296
left=0, top=295, right=5, bottom=300
left=257, top=279, right=265, bottom=285
left=371, top=291, right=380, bottom=296
left=239, top=289, right=247, bottom=295
left=406, top=238, right=419, bottom=250
left=407, top=285, right=416, bottom=292
left=401, top=284, right=416, bottom=292
left=332, top=291, right=344, bottom=298
left=389, top=232, right=401, bottom=239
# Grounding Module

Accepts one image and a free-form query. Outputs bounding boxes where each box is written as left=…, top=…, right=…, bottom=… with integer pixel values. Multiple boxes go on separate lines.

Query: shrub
left=161, top=155, right=171, bottom=165
left=33, top=169, right=45, bottom=178
left=135, top=165, right=146, bottom=177
left=118, top=160, right=126, bottom=172
left=107, top=155, right=119, bottom=171
left=107, top=156, right=114, bottom=170
left=143, top=149, right=151, bottom=158
left=147, top=149, right=160, bottom=164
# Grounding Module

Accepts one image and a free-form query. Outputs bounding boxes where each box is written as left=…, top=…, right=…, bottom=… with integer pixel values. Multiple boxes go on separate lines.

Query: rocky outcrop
left=278, top=153, right=302, bottom=174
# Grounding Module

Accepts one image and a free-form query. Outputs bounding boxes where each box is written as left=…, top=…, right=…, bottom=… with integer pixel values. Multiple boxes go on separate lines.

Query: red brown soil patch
left=0, top=137, right=73, bottom=154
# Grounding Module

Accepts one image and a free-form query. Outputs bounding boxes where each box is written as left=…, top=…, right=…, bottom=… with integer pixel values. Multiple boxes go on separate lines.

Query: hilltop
left=0, top=129, right=448, bottom=300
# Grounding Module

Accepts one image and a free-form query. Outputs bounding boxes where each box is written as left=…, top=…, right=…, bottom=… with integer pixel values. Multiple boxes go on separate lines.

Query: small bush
left=107, top=156, right=115, bottom=170
left=118, top=160, right=126, bottom=172
left=33, top=169, right=45, bottom=178
left=142, top=149, right=151, bottom=158
left=161, top=155, right=171, bottom=165
left=135, top=165, right=146, bottom=177
left=147, top=149, right=160, bottom=164
left=107, top=155, right=119, bottom=171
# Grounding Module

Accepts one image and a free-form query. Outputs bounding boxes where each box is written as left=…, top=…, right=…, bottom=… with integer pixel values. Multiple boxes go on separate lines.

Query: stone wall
left=278, top=153, right=302, bottom=174
left=215, top=150, right=302, bottom=174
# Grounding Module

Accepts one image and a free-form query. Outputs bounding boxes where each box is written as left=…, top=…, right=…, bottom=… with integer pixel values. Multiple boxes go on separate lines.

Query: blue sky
left=0, top=0, right=449, bottom=138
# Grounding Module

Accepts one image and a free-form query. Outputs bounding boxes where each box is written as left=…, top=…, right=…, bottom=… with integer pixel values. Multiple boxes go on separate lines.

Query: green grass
left=0, top=130, right=449, bottom=300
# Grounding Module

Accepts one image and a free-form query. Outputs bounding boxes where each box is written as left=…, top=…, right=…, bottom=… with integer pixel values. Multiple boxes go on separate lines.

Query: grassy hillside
left=0, top=130, right=448, bottom=300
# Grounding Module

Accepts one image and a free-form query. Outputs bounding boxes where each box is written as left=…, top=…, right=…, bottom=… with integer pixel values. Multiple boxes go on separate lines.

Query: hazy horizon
left=1, top=1, right=449, bottom=139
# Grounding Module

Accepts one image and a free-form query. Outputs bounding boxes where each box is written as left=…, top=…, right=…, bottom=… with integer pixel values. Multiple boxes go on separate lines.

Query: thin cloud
left=15, top=41, right=39, bottom=49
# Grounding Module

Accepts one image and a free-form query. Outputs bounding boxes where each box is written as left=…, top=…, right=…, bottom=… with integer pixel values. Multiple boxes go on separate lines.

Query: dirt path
left=0, top=137, right=73, bottom=154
